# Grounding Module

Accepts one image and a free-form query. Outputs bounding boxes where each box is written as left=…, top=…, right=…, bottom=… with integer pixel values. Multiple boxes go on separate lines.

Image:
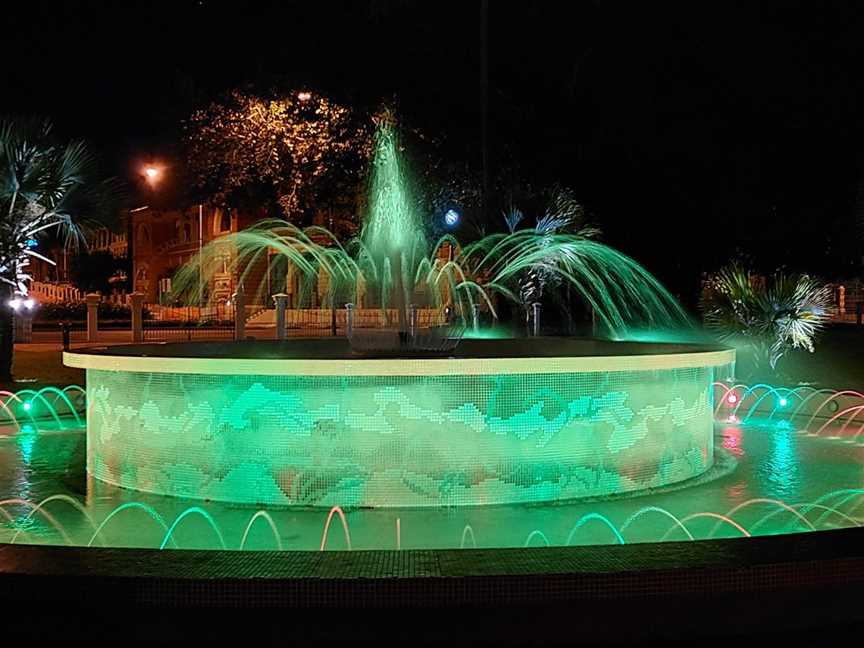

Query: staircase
left=246, top=308, right=276, bottom=328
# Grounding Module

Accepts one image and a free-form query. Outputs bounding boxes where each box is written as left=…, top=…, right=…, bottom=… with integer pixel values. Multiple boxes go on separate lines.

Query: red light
left=727, top=393, right=738, bottom=405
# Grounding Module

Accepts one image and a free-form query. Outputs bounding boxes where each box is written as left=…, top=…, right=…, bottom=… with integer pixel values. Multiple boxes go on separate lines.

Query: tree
left=0, top=119, right=117, bottom=380
left=70, top=249, right=126, bottom=295
left=701, top=264, right=832, bottom=376
left=499, top=187, right=599, bottom=331
left=185, top=90, right=370, bottom=219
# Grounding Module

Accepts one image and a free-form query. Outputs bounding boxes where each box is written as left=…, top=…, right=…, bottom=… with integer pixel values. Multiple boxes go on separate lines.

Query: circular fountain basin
left=64, top=339, right=734, bottom=507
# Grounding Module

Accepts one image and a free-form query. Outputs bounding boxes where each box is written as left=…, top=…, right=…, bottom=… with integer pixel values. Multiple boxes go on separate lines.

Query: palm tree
left=503, top=188, right=600, bottom=330
left=701, top=263, right=832, bottom=374
left=0, top=118, right=117, bottom=380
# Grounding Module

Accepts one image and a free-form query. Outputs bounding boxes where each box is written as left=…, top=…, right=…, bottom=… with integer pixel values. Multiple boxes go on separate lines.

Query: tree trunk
left=0, top=283, right=14, bottom=382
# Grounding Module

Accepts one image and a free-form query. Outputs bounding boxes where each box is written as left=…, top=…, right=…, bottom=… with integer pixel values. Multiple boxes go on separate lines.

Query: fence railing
left=277, top=307, right=449, bottom=336
left=142, top=323, right=235, bottom=342
left=147, top=304, right=235, bottom=322
left=29, top=281, right=83, bottom=303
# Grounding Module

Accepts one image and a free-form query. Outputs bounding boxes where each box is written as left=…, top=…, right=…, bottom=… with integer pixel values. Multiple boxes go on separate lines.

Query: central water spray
left=361, top=111, right=426, bottom=266
left=356, top=113, right=427, bottom=336
left=175, top=112, right=695, bottom=343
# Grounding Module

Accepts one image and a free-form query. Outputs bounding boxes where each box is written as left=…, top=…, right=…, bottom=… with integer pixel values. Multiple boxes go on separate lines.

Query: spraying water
left=174, top=115, right=695, bottom=341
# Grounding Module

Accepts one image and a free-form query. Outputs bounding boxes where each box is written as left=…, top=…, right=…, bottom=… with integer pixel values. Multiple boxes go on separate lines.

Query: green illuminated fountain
left=62, top=111, right=733, bottom=509
left=174, top=113, right=694, bottom=342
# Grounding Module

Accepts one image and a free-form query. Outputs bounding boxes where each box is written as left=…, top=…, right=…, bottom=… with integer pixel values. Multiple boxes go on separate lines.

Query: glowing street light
left=143, top=165, right=163, bottom=186
left=297, top=91, right=312, bottom=102
left=7, top=297, right=36, bottom=311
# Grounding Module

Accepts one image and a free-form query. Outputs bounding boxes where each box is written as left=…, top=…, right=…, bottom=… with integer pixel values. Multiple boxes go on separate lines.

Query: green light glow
left=174, top=116, right=696, bottom=340
left=461, top=325, right=512, bottom=340
left=361, top=114, right=426, bottom=265
left=86, top=362, right=720, bottom=507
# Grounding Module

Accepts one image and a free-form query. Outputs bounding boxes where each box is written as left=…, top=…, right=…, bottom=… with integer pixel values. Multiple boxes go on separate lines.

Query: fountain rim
left=64, top=338, right=735, bottom=377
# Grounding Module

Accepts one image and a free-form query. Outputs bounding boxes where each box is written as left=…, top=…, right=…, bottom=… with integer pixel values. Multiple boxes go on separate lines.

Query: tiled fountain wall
left=86, top=365, right=718, bottom=507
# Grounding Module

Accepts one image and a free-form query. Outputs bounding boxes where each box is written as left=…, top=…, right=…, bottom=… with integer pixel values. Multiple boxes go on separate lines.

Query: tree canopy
left=185, top=90, right=370, bottom=220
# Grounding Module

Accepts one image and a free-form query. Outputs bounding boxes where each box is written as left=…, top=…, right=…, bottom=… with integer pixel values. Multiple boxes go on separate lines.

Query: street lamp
left=143, top=165, right=162, bottom=187
left=444, top=209, right=461, bottom=228
left=139, top=163, right=206, bottom=313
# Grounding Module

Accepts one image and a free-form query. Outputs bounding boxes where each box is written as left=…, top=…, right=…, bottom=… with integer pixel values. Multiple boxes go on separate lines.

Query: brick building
left=131, top=204, right=252, bottom=304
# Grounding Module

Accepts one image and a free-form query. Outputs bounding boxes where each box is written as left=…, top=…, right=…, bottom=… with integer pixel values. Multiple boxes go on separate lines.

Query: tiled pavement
left=1, top=527, right=863, bottom=608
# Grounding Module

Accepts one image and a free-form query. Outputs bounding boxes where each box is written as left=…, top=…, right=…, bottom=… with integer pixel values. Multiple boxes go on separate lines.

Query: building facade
left=131, top=204, right=260, bottom=305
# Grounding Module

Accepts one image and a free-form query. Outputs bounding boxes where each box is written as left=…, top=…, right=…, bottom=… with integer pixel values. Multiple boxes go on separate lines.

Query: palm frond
left=701, top=264, right=831, bottom=370
left=0, top=117, right=120, bottom=291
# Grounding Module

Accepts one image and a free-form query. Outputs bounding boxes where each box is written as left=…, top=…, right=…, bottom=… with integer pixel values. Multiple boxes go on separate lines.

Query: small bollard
left=61, top=322, right=71, bottom=351
left=233, top=283, right=246, bottom=341
left=345, top=303, right=354, bottom=337
left=444, top=305, right=454, bottom=325
left=273, top=293, right=289, bottom=341
left=532, top=302, right=541, bottom=337
left=471, top=303, right=481, bottom=333
left=409, top=303, right=418, bottom=339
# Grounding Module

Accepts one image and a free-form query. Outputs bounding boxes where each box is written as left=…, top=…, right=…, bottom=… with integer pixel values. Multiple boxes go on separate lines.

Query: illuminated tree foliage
left=502, top=188, right=599, bottom=313
left=186, top=90, right=370, bottom=218
left=701, top=264, right=832, bottom=371
left=0, top=118, right=117, bottom=379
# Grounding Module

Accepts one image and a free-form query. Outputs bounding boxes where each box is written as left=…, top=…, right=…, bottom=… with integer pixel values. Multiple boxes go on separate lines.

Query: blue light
left=25, top=239, right=38, bottom=249
left=22, top=402, right=31, bottom=411
left=444, top=209, right=460, bottom=227
left=779, top=397, right=788, bottom=407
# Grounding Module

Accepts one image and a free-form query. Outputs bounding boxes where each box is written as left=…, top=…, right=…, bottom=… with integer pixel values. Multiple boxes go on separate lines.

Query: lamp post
left=140, top=165, right=164, bottom=303
left=198, top=203, right=204, bottom=313
left=144, top=165, right=162, bottom=188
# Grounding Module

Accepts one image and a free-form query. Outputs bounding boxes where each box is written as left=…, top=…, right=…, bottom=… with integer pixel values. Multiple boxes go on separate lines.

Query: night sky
left=5, top=0, right=864, bottom=303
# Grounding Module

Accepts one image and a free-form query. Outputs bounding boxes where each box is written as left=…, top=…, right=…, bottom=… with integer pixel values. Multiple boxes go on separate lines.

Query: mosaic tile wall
left=86, top=365, right=719, bottom=507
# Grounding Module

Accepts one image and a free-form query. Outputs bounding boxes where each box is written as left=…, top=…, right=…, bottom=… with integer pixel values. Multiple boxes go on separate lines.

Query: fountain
left=3, top=118, right=862, bottom=644
left=5, top=381, right=864, bottom=550
left=59, top=116, right=737, bottom=507
left=173, top=114, right=696, bottom=343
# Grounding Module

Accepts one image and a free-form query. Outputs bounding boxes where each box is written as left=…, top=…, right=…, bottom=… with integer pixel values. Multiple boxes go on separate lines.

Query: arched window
left=137, top=225, right=151, bottom=250
left=214, top=209, right=232, bottom=233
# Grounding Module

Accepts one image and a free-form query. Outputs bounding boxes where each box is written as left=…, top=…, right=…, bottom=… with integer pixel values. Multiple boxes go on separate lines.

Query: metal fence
left=140, top=306, right=484, bottom=341
left=147, top=303, right=234, bottom=322
left=277, top=307, right=450, bottom=337
left=142, top=322, right=235, bottom=342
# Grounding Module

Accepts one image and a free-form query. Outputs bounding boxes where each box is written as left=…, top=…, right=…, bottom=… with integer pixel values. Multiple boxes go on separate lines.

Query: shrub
left=701, top=264, right=832, bottom=372
left=33, top=301, right=135, bottom=322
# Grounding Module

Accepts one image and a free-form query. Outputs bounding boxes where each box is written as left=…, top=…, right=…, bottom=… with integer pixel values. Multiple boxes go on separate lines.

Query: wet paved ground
left=3, top=413, right=864, bottom=643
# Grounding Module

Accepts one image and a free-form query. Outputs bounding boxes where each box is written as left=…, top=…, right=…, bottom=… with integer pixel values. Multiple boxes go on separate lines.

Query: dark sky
left=5, top=0, right=864, bottom=301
